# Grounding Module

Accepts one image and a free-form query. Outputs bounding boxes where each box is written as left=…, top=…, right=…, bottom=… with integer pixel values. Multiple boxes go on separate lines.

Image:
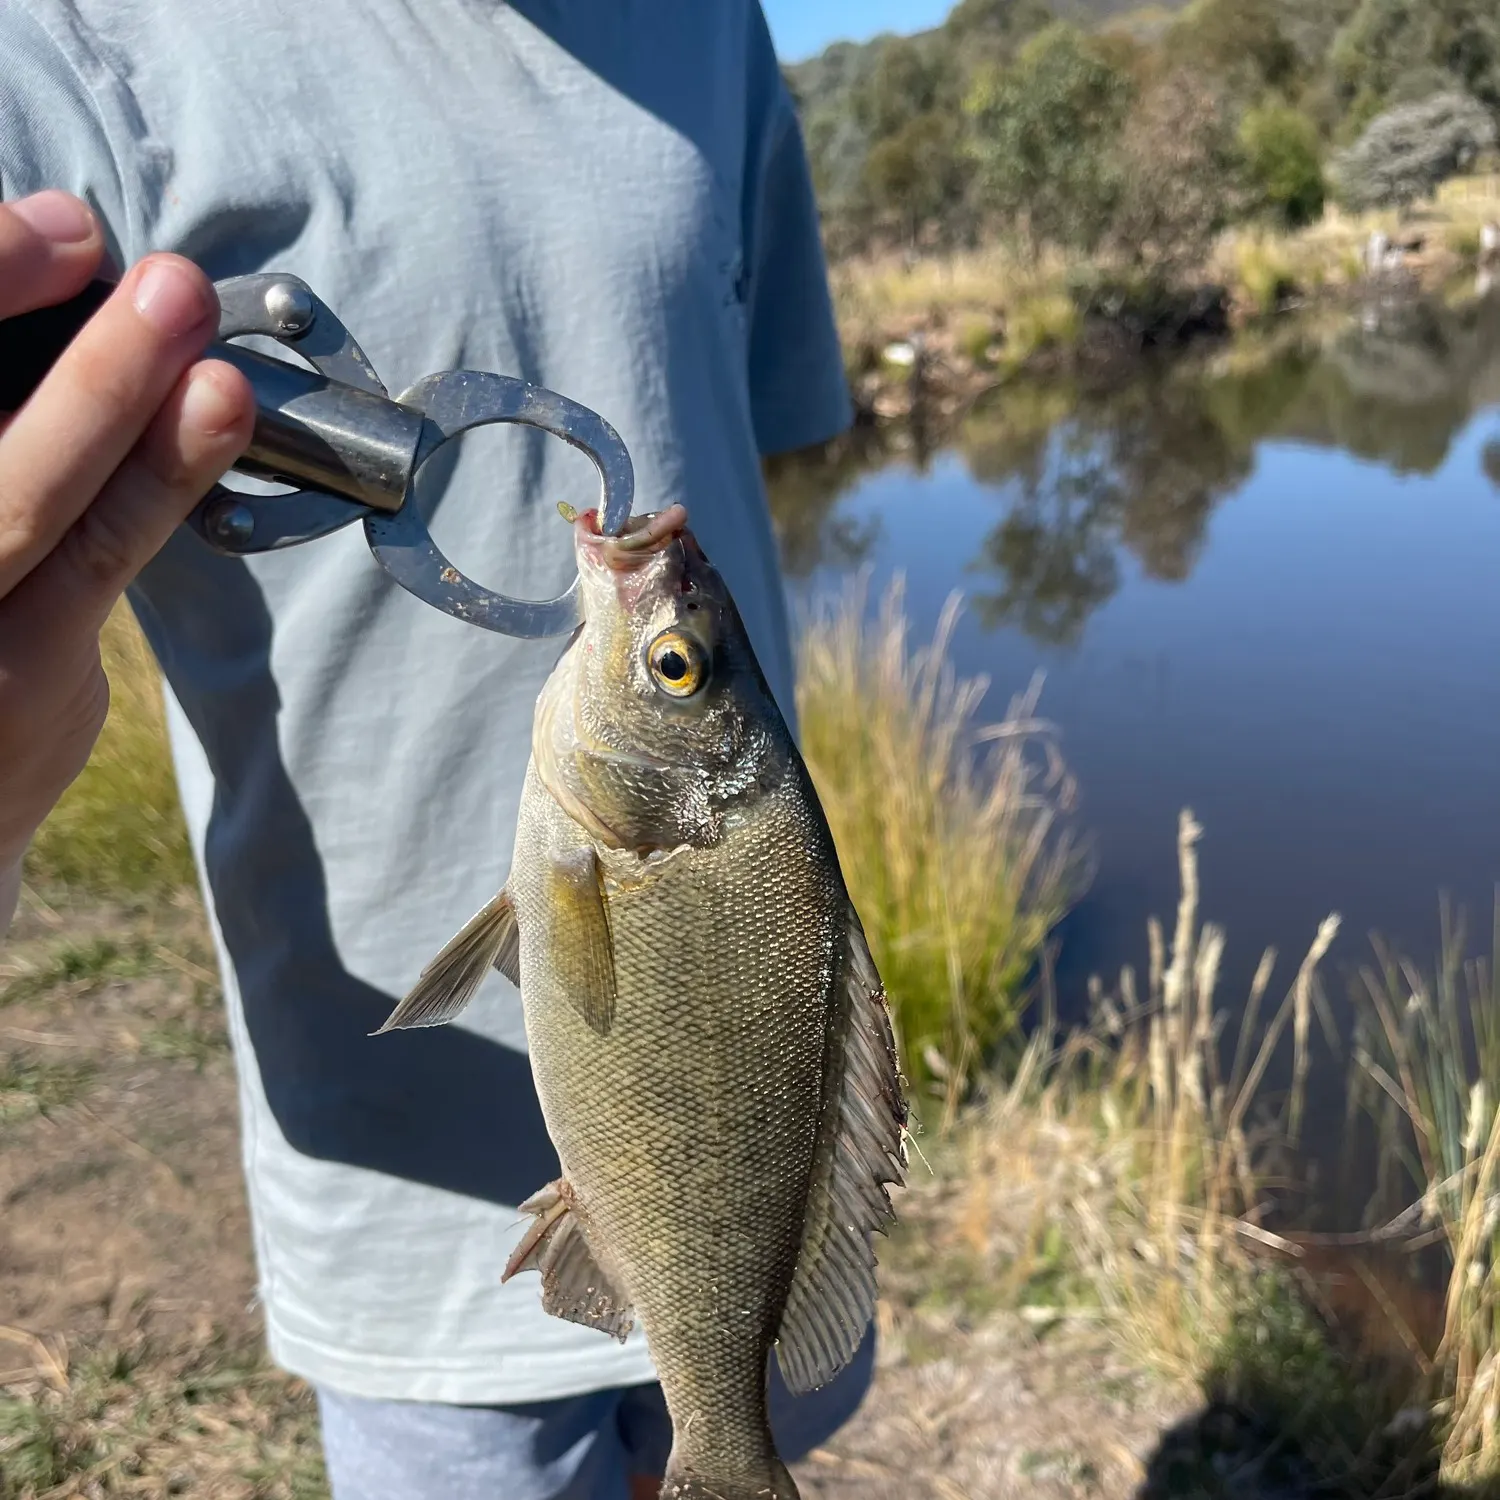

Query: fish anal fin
left=503, top=1178, right=635, bottom=1342
left=374, top=888, right=520, bottom=1034
left=775, top=904, right=908, bottom=1395
left=543, top=848, right=617, bottom=1036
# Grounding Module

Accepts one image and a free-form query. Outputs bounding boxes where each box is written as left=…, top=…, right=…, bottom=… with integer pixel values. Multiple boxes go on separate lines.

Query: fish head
left=533, top=504, right=784, bottom=850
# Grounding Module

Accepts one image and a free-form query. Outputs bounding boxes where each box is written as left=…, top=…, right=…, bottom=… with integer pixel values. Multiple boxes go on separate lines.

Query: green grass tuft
left=1005, top=290, right=1083, bottom=364
left=796, top=576, right=1084, bottom=1116
left=0, top=935, right=157, bottom=1007
left=0, top=1055, right=98, bottom=1125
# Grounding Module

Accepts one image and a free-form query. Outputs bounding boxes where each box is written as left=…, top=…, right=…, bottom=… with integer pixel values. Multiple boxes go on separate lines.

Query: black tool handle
left=0, top=278, right=117, bottom=412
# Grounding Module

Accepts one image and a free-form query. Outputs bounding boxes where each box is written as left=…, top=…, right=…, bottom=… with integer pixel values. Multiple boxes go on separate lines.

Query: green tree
left=863, top=110, right=970, bottom=247
left=851, top=36, right=950, bottom=141
left=1110, top=70, right=1243, bottom=274
left=1431, top=0, right=1500, bottom=119
left=1329, top=0, right=1500, bottom=140
left=1165, top=0, right=1299, bottom=103
left=945, top=0, right=1055, bottom=69
left=1331, top=0, right=1444, bottom=136
left=1239, top=102, right=1327, bottom=227
left=966, top=23, right=1135, bottom=255
left=1332, top=90, right=1497, bottom=211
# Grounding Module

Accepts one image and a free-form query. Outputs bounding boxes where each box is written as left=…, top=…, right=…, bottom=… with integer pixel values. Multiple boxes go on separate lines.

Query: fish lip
left=574, top=504, right=690, bottom=574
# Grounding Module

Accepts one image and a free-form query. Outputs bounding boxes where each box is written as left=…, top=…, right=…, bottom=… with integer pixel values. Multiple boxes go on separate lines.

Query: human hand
left=0, top=191, right=255, bottom=923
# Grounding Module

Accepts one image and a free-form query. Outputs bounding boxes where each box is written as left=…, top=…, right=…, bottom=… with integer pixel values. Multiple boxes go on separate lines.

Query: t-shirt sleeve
left=0, top=2, right=140, bottom=271
left=743, top=15, right=852, bottom=458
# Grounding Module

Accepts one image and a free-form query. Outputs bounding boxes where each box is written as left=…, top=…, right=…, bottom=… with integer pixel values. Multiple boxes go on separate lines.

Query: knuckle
left=60, top=501, right=138, bottom=591
left=68, top=336, right=159, bottom=419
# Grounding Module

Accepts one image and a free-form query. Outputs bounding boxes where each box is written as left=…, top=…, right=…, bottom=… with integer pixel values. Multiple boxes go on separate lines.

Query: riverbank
left=835, top=180, right=1500, bottom=424
left=6, top=593, right=1500, bottom=1495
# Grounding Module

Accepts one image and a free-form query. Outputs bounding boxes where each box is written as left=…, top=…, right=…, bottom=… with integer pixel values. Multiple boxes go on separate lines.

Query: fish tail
left=658, top=1455, right=800, bottom=1500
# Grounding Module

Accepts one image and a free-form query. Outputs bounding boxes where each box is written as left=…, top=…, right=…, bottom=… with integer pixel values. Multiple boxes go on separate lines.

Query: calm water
left=769, top=292, right=1500, bottom=1015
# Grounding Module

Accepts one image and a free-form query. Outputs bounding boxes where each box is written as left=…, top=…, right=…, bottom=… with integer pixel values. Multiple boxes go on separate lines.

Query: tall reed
left=987, top=810, right=1341, bottom=1377
left=796, top=575, right=1084, bottom=1117
left=1352, top=906, right=1500, bottom=1483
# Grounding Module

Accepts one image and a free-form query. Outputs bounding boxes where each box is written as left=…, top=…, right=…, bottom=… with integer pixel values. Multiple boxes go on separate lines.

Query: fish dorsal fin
left=503, top=1178, right=635, bottom=1341
left=775, top=904, right=907, bottom=1395
left=374, top=888, right=520, bottom=1034
left=542, top=847, right=617, bottom=1036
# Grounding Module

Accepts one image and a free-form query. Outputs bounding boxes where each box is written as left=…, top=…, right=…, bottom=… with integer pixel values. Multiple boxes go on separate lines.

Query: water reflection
left=769, top=286, right=1500, bottom=1033
left=1484, top=439, right=1500, bottom=490
left=966, top=376, right=1251, bottom=644
left=768, top=291, right=1500, bottom=650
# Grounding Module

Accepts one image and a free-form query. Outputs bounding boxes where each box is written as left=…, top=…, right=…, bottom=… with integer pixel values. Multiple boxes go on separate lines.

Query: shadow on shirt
left=130, top=549, right=560, bottom=1210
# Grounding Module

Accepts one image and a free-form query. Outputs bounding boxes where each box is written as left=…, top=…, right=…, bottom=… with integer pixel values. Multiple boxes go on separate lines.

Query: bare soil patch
left=0, top=897, right=1193, bottom=1499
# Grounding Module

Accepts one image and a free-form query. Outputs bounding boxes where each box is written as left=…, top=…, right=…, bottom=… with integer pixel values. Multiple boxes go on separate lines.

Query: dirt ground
left=0, top=896, right=1198, bottom=1500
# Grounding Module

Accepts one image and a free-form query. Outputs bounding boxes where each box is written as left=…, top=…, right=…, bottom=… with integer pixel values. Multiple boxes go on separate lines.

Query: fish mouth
left=573, top=504, right=691, bottom=573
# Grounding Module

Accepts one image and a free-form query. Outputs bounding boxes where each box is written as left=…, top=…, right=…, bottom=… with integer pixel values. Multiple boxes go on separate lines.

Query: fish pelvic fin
left=774, top=901, right=908, bottom=1396
left=502, top=1178, right=635, bottom=1341
left=659, top=1456, right=800, bottom=1500
left=373, top=887, right=520, bottom=1034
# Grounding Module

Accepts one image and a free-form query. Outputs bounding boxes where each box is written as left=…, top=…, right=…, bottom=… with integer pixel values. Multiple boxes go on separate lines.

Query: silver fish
left=381, top=503, right=907, bottom=1500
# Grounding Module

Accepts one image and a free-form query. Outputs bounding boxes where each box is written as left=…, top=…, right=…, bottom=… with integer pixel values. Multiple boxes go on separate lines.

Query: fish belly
left=512, top=772, right=841, bottom=1479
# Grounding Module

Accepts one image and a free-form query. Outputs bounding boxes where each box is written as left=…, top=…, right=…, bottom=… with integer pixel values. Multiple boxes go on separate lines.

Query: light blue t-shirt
left=1, top=0, right=850, bottom=1404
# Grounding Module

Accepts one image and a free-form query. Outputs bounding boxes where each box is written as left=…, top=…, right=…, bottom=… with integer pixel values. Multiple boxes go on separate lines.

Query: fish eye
left=647, top=630, right=708, bottom=699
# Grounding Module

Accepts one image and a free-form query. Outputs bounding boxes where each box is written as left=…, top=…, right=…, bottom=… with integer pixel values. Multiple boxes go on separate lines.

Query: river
left=768, top=290, right=1500, bottom=1021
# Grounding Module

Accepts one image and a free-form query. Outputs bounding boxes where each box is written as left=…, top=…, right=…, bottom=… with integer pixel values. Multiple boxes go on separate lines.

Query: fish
left=378, top=503, right=907, bottom=1500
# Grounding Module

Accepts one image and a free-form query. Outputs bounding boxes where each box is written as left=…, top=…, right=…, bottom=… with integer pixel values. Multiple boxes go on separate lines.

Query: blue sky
left=761, top=0, right=952, bottom=64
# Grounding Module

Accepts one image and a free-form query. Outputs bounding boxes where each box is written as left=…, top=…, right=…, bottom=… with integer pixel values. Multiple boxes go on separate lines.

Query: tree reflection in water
left=766, top=291, right=1500, bottom=646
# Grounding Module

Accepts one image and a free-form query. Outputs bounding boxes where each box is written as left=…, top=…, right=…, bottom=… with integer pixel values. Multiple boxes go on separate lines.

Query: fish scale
left=513, top=778, right=833, bottom=1473
left=379, top=505, right=907, bottom=1500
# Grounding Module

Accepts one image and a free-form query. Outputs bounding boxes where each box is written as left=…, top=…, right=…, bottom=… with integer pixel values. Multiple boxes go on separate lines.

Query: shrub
left=1332, top=91, right=1498, bottom=212
left=1240, top=102, right=1328, bottom=228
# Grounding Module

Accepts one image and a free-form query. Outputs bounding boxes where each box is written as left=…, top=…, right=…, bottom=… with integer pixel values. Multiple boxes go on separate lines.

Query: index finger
left=0, top=253, right=220, bottom=599
left=0, top=191, right=105, bottom=320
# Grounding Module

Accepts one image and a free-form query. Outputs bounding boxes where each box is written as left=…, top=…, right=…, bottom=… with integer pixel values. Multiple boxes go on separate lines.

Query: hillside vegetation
left=785, top=0, right=1500, bottom=265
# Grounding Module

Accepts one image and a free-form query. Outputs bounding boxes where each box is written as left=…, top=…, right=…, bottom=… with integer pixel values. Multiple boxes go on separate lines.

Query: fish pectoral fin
left=502, top=1178, right=635, bottom=1342
left=775, top=903, right=908, bottom=1396
left=373, top=888, right=520, bottom=1034
left=543, top=847, right=617, bottom=1036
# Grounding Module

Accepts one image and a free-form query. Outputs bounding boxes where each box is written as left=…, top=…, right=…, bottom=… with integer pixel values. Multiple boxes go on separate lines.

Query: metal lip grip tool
left=0, top=273, right=634, bottom=638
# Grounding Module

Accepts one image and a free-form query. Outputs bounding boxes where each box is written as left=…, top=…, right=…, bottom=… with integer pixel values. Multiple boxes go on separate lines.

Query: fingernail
left=133, top=257, right=214, bottom=336
left=11, top=189, right=97, bottom=244
left=180, top=362, right=243, bottom=436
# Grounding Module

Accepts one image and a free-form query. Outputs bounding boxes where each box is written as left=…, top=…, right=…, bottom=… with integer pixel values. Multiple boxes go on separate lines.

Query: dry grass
left=835, top=175, right=1500, bottom=366
left=921, top=814, right=1484, bottom=1495
left=832, top=246, right=1090, bottom=375
left=796, top=576, right=1085, bottom=1117
left=952, top=812, right=1341, bottom=1379
left=0, top=1339, right=323, bottom=1499
left=919, top=809, right=1500, bottom=1492
left=1214, top=178, right=1500, bottom=314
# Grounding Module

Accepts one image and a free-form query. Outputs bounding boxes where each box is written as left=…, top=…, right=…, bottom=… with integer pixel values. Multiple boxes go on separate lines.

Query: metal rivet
left=263, top=280, right=315, bottom=336
left=206, top=498, right=255, bottom=547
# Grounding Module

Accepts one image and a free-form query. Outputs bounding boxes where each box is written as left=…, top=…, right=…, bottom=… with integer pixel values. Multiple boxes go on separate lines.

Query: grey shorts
left=315, top=1326, right=874, bottom=1500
